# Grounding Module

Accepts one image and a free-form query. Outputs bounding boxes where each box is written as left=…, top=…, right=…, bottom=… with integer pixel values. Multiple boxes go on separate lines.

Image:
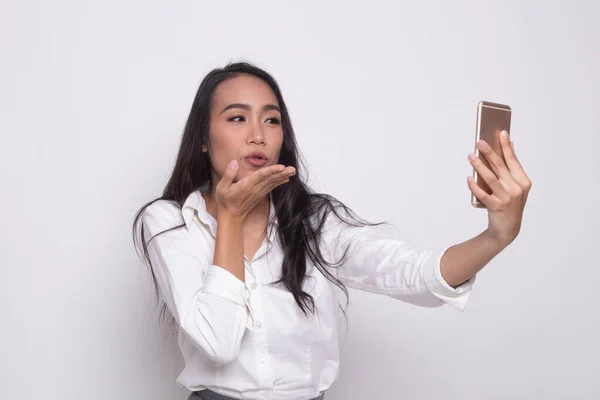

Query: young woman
left=133, top=62, right=531, bottom=400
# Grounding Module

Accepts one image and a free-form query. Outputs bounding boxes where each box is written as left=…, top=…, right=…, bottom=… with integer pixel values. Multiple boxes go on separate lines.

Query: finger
left=234, top=164, right=283, bottom=194
left=476, top=138, right=513, bottom=183
left=467, top=176, right=495, bottom=209
left=469, top=153, right=503, bottom=193
left=258, top=168, right=295, bottom=194
left=264, top=175, right=291, bottom=194
left=499, top=131, right=522, bottom=176
left=244, top=164, right=287, bottom=189
left=217, top=160, right=239, bottom=191
left=502, top=138, right=532, bottom=190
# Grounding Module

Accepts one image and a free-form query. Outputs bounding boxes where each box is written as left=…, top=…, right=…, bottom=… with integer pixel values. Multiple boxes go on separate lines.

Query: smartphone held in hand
left=472, top=101, right=512, bottom=208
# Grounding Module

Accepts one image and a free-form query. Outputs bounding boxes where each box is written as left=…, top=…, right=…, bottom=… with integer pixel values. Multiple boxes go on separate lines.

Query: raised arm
left=141, top=161, right=296, bottom=364
left=142, top=201, right=250, bottom=364
left=321, top=213, right=475, bottom=311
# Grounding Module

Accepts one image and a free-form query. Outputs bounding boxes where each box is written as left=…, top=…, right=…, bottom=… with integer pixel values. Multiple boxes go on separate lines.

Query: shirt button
left=255, top=321, right=262, bottom=329
left=260, top=357, right=267, bottom=365
left=250, top=283, right=257, bottom=290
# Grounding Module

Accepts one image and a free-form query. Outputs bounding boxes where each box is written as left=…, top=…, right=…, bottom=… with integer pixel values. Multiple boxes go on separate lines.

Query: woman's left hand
left=467, top=130, right=532, bottom=247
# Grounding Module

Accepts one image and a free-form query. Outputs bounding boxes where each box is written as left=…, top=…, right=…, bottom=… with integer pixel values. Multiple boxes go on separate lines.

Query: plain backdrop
left=2, top=1, right=599, bottom=399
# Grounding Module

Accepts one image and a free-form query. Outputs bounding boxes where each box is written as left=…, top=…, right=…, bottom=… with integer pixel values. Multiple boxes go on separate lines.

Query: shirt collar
left=182, top=190, right=279, bottom=242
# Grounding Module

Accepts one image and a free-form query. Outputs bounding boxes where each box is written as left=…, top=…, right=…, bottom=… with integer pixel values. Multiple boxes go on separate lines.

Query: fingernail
left=229, top=160, right=238, bottom=169
left=501, top=130, right=509, bottom=138
left=468, top=153, right=476, bottom=161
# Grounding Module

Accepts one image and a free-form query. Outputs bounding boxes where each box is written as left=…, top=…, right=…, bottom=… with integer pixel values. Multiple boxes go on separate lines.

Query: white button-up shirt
left=142, top=190, right=475, bottom=400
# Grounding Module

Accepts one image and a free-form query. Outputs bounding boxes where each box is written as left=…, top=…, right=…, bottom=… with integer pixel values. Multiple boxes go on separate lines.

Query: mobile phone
left=471, top=101, right=512, bottom=208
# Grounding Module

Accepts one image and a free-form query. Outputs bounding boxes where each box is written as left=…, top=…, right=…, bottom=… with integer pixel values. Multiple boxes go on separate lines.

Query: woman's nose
left=247, top=122, right=265, bottom=145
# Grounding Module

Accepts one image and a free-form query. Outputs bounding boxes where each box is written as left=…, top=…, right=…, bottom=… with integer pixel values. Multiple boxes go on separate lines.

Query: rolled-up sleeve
left=322, top=215, right=475, bottom=311
left=142, top=201, right=250, bottom=364
left=419, top=246, right=475, bottom=311
left=203, top=264, right=248, bottom=306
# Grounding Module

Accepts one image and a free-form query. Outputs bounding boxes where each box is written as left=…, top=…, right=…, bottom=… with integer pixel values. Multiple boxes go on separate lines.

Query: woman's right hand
left=214, top=160, right=296, bottom=221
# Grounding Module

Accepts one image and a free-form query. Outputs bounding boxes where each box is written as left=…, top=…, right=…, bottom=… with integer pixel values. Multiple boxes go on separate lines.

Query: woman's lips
left=244, top=152, right=268, bottom=167
left=244, top=157, right=268, bottom=167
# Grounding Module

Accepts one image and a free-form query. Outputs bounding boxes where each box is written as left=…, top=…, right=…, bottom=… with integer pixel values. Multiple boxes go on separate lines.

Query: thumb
left=219, top=160, right=239, bottom=190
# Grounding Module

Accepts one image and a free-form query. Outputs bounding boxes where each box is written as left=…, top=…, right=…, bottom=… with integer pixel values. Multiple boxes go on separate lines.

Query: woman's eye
left=266, top=117, right=281, bottom=125
left=228, top=116, right=245, bottom=122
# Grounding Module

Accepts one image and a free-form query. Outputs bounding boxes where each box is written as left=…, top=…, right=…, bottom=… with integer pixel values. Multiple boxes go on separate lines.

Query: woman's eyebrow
left=263, top=104, right=281, bottom=113
left=220, top=103, right=281, bottom=114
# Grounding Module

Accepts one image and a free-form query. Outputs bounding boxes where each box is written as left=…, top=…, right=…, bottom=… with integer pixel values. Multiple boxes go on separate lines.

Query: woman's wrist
left=216, top=206, right=245, bottom=226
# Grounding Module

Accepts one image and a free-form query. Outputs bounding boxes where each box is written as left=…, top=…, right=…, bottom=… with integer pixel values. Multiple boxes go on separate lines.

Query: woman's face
left=204, top=74, right=284, bottom=184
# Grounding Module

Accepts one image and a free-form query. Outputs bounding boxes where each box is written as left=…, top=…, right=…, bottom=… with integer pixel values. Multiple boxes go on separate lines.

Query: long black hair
left=133, top=61, right=382, bottom=322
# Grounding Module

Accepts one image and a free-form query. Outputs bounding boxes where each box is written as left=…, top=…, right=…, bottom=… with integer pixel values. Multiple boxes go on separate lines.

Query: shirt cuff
left=424, top=246, right=476, bottom=312
left=203, top=265, right=248, bottom=307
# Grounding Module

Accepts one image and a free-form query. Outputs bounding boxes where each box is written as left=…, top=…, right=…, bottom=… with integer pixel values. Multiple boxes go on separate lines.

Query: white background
left=2, top=1, right=599, bottom=399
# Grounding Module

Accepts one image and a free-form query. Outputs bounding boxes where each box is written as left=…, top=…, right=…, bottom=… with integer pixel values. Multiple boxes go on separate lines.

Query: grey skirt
left=188, top=389, right=325, bottom=400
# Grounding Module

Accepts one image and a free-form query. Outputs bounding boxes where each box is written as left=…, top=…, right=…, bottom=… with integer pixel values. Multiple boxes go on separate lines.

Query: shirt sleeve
left=141, top=201, right=250, bottom=364
left=321, top=212, right=475, bottom=311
